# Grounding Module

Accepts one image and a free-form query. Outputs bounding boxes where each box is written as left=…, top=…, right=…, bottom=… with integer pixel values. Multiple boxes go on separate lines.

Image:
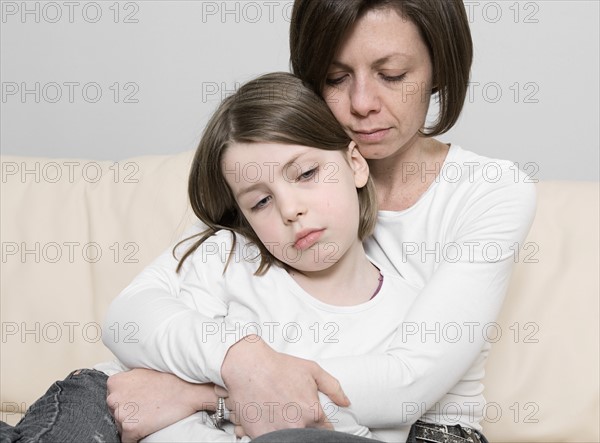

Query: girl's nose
left=279, top=193, right=307, bottom=224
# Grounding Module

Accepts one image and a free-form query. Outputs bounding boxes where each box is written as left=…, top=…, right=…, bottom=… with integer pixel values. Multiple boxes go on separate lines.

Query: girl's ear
left=347, top=141, right=369, bottom=188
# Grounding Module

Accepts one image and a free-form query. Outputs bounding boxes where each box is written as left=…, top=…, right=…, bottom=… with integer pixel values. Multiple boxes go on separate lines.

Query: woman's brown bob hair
left=290, top=0, right=473, bottom=136
left=176, top=72, right=378, bottom=275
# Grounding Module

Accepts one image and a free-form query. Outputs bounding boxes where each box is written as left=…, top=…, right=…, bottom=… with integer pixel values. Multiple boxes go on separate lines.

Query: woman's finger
left=234, top=425, right=246, bottom=438
left=214, top=385, right=229, bottom=398
left=223, top=397, right=237, bottom=424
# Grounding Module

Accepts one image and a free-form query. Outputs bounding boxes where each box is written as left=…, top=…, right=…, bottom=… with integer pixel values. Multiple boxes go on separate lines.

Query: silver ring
left=211, top=397, right=226, bottom=429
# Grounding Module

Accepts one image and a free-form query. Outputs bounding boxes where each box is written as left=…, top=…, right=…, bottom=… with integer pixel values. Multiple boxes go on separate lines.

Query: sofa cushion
left=1, top=151, right=196, bottom=424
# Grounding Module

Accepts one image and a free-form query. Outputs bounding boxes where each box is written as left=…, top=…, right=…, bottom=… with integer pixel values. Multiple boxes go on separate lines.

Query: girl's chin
left=289, top=263, right=334, bottom=274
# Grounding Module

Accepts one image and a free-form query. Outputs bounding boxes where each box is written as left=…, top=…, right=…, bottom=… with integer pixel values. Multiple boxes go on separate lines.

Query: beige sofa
left=1, top=151, right=598, bottom=442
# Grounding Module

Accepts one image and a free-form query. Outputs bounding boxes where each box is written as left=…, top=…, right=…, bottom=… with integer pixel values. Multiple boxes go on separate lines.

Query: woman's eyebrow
left=372, top=53, right=412, bottom=68
left=329, top=53, right=412, bottom=71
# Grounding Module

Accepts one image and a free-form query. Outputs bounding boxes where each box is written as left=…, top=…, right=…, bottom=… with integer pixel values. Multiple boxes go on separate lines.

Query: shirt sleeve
left=102, top=224, right=239, bottom=386
left=317, top=173, right=537, bottom=428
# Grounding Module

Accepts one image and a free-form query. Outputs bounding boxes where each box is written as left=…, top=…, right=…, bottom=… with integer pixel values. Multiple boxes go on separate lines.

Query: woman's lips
left=352, top=128, right=390, bottom=143
left=294, top=229, right=325, bottom=251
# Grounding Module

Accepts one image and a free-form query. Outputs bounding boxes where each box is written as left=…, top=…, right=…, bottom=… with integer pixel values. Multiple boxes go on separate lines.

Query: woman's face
left=323, top=7, right=434, bottom=161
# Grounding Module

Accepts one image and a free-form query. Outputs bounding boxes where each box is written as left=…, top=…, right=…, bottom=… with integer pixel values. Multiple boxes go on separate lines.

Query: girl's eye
left=298, top=167, right=318, bottom=181
left=381, top=73, right=407, bottom=83
left=251, top=196, right=271, bottom=211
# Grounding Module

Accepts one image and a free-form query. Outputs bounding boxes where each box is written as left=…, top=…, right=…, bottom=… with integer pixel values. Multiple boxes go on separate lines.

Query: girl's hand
left=221, top=336, right=350, bottom=439
left=106, top=368, right=217, bottom=443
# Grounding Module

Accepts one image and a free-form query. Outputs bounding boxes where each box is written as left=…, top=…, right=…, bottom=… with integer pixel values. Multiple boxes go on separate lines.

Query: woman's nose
left=350, top=77, right=381, bottom=117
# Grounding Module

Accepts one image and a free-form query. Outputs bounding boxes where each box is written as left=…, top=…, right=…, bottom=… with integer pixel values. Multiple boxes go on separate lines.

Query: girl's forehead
left=224, top=142, right=340, bottom=160
left=221, top=142, right=348, bottom=180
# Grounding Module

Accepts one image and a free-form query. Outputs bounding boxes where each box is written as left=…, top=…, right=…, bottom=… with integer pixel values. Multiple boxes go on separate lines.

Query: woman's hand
left=220, top=335, right=350, bottom=439
left=106, top=368, right=217, bottom=443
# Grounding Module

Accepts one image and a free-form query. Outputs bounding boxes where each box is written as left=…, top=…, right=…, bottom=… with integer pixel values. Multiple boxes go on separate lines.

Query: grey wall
left=1, top=0, right=598, bottom=181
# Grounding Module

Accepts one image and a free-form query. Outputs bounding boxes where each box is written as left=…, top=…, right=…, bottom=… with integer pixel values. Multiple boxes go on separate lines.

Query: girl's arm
left=103, top=227, right=347, bottom=436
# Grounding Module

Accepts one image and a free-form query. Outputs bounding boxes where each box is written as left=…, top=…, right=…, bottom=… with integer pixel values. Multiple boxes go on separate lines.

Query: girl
left=2, top=72, right=420, bottom=443
left=107, top=71, right=421, bottom=442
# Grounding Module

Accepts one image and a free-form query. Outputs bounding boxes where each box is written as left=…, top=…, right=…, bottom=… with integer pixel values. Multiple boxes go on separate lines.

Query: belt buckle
left=463, top=427, right=481, bottom=443
left=415, top=423, right=462, bottom=443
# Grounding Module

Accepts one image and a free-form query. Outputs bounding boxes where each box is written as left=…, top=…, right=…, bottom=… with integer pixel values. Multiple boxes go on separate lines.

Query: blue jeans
left=252, top=421, right=490, bottom=443
left=0, top=369, right=119, bottom=443
left=252, top=429, right=382, bottom=442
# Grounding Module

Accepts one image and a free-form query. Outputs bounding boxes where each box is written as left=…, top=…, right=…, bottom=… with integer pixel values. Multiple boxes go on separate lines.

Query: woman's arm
left=106, top=369, right=219, bottom=443
left=222, top=171, right=537, bottom=432
left=311, top=172, right=538, bottom=427
left=106, top=173, right=535, bottom=436
left=102, top=239, right=237, bottom=385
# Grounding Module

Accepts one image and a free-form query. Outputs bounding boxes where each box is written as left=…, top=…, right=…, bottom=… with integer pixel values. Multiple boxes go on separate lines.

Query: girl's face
left=222, top=142, right=369, bottom=273
left=323, top=7, right=434, bottom=161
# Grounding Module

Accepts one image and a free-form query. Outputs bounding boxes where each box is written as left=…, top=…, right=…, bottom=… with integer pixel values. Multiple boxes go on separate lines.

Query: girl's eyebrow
left=235, top=182, right=263, bottom=200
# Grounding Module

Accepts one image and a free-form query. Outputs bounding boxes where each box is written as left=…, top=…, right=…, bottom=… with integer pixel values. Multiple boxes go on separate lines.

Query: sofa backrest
left=1, top=151, right=196, bottom=416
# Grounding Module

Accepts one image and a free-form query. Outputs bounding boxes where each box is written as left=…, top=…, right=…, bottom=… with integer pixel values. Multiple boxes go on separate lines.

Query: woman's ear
left=347, top=141, right=369, bottom=188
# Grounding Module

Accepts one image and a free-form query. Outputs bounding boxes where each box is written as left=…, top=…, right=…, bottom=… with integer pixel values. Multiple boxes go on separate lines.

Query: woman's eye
left=381, top=73, right=407, bottom=82
left=251, top=196, right=271, bottom=211
left=325, top=75, right=347, bottom=86
left=298, top=167, right=318, bottom=181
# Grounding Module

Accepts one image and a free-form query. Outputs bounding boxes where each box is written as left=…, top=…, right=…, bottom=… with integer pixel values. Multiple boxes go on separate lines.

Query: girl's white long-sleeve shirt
left=102, top=145, right=537, bottom=433
left=99, top=229, right=421, bottom=441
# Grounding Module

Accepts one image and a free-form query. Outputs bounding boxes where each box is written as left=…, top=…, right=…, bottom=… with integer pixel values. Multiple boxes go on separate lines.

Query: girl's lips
left=294, top=229, right=324, bottom=251
left=352, top=128, right=390, bottom=143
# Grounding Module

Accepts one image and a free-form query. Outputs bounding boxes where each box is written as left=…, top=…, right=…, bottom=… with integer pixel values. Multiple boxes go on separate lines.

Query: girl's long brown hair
left=175, top=72, right=377, bottom=275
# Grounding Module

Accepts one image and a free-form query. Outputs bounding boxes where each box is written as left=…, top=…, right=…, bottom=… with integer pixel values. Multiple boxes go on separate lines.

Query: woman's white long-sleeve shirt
left=103, top=145, right=537, bottom=432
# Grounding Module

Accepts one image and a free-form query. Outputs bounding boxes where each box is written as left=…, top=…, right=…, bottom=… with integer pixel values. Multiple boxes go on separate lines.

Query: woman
left=108, top=1, right=536, bottom=442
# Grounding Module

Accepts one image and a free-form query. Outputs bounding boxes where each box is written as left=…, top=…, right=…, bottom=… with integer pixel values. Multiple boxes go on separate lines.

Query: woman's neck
left=287, top=241, right=381, bottom=306
left=368, top=137, right=450, bottom=211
